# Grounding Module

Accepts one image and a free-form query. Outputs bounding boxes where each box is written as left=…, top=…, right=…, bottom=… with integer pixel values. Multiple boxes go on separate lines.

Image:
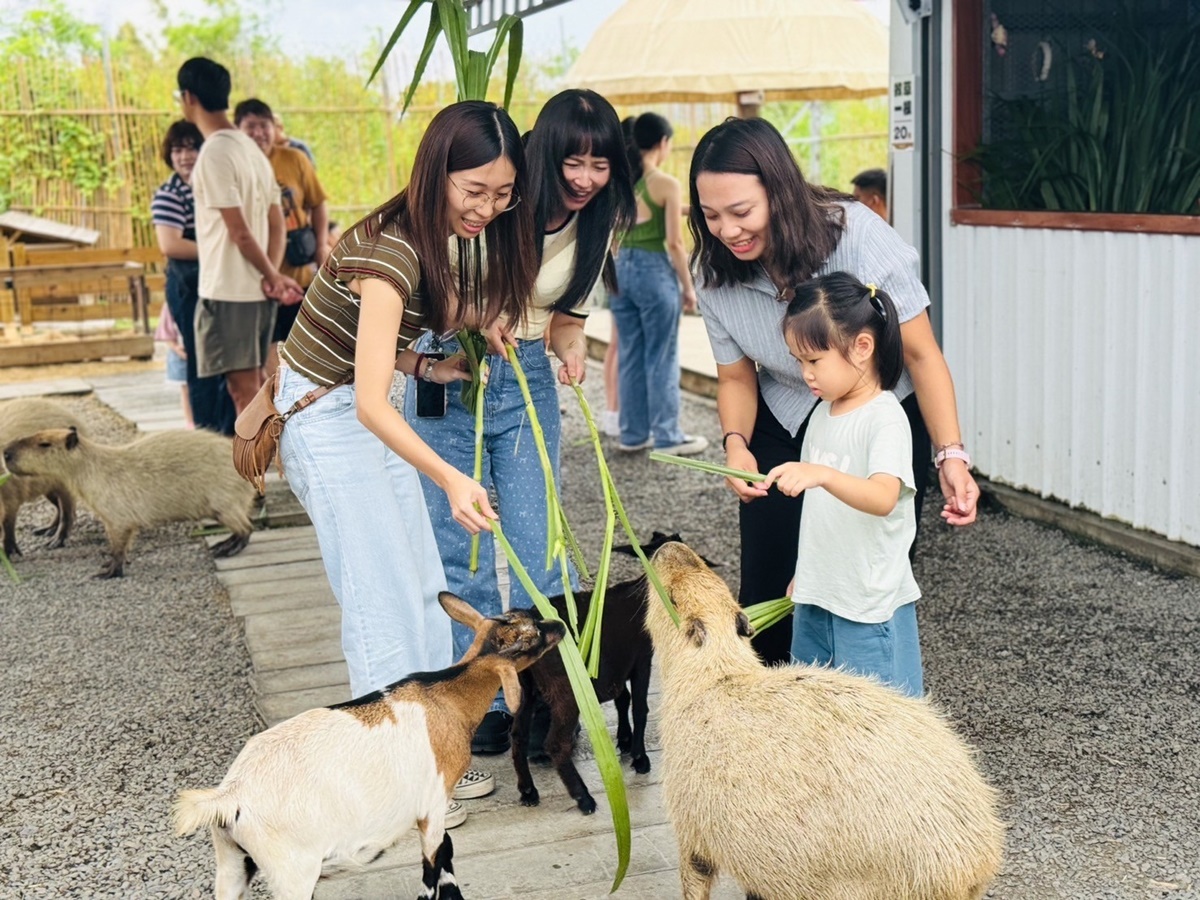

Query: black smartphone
left=415, top=352, right=446, bottom=418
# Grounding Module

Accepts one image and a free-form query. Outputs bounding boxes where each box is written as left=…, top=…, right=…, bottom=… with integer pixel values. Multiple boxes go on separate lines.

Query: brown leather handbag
left=232, top=370, right=350, bottom=494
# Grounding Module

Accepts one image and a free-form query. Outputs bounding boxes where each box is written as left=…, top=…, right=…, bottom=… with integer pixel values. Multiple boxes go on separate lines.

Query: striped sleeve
left=150, top=187, right=188, bottom=231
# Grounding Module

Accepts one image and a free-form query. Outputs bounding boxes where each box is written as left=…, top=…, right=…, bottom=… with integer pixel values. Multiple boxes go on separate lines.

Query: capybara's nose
left=3, top=448, right=14, bottom=467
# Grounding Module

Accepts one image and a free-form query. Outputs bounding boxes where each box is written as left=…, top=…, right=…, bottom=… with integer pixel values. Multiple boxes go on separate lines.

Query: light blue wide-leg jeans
left=275, top=364, right=453, bottom=699
left=611, top=247, right=686, bottom=448
left=405, top=334, right=576, bottom=704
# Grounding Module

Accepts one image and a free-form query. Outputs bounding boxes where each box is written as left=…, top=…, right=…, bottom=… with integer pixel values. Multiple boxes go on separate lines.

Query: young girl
left=611, top=112, right=705, bottom=455
left=762, top=272, right=923, bottom=696
left=404, top=88, right=635, bottom=754
left=274, top=101, right=540, bottom=821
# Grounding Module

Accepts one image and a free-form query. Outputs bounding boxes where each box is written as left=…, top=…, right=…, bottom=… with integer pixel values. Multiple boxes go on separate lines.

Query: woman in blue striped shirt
left=689, top=117, right=978, bottom=666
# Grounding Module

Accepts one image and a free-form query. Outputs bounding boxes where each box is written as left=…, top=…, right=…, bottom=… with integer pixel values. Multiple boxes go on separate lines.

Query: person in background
left=176, top=57, right=303, bottom=415
left=150, top=118, right=235, bottom=434
left=236, top=97, right=330, bottom=375
left=690, top=118, right=977, bottom=665
left=611, top=112, right=707, bottom=456
left=272, top=112, right=315, bottom=166
left=851, top=167, right=889, bottom=222
left=152, top=303, right=194, bottom=429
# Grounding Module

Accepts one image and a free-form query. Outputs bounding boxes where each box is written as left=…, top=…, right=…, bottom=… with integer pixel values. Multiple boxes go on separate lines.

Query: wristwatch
left=934, top=445, right=971, bottom=469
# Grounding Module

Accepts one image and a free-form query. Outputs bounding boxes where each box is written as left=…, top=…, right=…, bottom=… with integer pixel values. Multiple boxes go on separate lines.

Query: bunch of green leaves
left=970, top=13, right=1200, bottom=214
left=369, top=0, right=523, bottom=112
left=743, top=596, right=795, bottom=634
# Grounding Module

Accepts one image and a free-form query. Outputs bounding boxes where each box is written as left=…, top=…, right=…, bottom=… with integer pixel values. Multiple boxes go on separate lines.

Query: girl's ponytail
left=865, top=282, right=904, bottom=391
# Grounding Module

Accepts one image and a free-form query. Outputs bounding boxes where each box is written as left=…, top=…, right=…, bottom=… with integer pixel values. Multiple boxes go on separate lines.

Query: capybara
left=3, top=426, right=254, bottom=577
left=645, top=541, right=1005, bottom=900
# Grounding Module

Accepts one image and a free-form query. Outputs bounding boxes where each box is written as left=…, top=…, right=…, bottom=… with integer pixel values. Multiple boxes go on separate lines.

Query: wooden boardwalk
left=54, top=367, right=741, bottom=899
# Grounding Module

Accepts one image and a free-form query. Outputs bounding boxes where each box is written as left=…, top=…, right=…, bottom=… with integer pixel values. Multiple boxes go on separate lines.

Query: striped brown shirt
left=279, top=215, right=427, bottom=385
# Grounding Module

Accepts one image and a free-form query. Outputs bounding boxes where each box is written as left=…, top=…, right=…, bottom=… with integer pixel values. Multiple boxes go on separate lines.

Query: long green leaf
left=400, top=8, right=445, bottom=117
left=493, top=521, right=630, bottom=891
left=367, top=0, right=428, bottom=86
left=434, top=0, right=470, bottom=101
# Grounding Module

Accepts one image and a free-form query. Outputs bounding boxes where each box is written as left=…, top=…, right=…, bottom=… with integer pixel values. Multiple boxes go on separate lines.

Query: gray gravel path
left=3, top=372, right=1198, bottom=899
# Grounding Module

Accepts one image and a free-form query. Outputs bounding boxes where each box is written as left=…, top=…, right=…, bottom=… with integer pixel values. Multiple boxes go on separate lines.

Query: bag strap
left=279, top=371, right=354, bottom=423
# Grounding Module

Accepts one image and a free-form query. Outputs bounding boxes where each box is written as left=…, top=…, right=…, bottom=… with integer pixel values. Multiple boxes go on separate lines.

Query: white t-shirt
left=791, top=391, right=921, bottom=623
left=191, top=129, right=280, bottom=302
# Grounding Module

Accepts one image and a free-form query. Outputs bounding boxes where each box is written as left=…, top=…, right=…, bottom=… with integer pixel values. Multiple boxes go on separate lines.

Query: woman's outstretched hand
left=725, top=444, right=769, bottom=503
left=938, top=459, right=979, bottom=526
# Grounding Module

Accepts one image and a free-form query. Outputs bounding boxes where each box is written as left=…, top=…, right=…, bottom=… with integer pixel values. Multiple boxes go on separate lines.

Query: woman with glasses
left=689, top=116, right=978, bottom=667
left=273, top=101, right=539, bottom=825
left=405, top=89, right=635, bottom=755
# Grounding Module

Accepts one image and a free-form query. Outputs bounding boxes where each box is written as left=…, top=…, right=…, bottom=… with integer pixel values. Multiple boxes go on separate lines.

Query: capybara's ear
left=66, top=426, right=79, bottom=450
left=736, top=612, right=754, bottom=638
left=439, top=592, right=483, bottom=631
left=684, top=617, right=707, bottom=647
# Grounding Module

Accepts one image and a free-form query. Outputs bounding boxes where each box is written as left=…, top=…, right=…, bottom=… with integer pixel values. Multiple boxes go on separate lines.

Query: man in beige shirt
left=175, top=56, right=302, bottom=413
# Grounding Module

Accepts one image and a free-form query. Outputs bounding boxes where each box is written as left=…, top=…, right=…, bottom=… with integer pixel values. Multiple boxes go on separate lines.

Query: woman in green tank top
left=610, top=113, right=707, bottom=456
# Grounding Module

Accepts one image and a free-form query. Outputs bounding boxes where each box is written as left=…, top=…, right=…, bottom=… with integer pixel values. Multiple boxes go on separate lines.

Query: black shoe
left=471, top=710, right=512, bottom=755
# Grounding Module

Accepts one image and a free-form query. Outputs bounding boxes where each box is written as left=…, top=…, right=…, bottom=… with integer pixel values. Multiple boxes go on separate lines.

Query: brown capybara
left=645, top=541, right=1005, bottom=900
left=3, top=426, right=254, bottom=578
left=0, top=397, right=85, bottom=556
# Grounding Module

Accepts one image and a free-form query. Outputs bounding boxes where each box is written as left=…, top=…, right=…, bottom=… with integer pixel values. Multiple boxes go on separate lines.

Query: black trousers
left=165, top=259, right=235, bottom=436
left=738, top=390, right=932, bottom=665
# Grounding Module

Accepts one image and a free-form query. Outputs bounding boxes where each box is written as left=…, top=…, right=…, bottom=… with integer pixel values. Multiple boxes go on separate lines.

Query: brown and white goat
left=172, top=593, right=565, bottom=900
left=645, top=541, right=1005, bottom=900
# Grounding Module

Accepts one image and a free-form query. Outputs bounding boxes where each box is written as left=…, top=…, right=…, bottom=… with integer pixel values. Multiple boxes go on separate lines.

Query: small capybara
left=3, top=426, right=254, bottom=578
left=645, top=541, right=1005, bottom=900
left=0, top=397, right=85, bottom=556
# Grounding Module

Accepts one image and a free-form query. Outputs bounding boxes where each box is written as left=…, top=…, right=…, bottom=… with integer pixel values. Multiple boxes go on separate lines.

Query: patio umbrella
left=566, top=0, right=888, bottom=107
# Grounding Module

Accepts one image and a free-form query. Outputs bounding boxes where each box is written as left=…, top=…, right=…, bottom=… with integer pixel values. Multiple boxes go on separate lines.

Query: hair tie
left=867, top=283, right=878, bottom=299
left=866, top=284, right=887, bottom=320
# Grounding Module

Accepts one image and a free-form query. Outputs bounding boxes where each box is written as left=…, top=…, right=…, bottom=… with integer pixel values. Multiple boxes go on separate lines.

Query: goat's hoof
left=519, top=788, right=540, bottom=807
left=632, top=755, right=651, bottom=775
left=211, top=532, right=250, bottom=558
left=43, top=535, right=66, bottom=550
left=617, top=735, right=632, bottom=752
left=94, top=559, right=123, bottom=579
left=575, top=794, right=597, bottom=815
left=4, top=541, right=20, bottom=558
left=31, top=523, right=54, bottom=537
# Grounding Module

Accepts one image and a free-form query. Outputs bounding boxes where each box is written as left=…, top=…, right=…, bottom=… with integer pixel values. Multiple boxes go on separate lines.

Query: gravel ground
left=3, top=372, right=1199, bottom=899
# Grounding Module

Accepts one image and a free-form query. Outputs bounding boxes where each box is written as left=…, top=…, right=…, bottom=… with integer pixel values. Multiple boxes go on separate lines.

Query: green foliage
left=0, top=0, right=100, bottom=59
left=370, top=0, right=524, bottom=112
left=970, top=14, right=1200, bottom=215
left=152, top=0, right=278, bottom=60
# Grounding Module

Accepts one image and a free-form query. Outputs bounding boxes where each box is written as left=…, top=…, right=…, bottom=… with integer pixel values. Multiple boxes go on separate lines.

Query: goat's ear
left=498, top=663, right=522, bottom=714
left=736, top=611, right=754, bottom=638
left=66, top=426, right=79, bottom=450
left=684, top=617, right=707, bottom=647
left=439, top=592, right=483, bottom=631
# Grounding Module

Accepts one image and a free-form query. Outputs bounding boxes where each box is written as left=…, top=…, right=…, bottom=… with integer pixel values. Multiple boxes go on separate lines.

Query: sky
left=33, top=0, right=889, bottom=67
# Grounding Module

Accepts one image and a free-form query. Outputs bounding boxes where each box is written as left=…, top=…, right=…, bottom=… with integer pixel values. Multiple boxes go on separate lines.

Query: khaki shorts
left=195, top=297, right=276, bottom=378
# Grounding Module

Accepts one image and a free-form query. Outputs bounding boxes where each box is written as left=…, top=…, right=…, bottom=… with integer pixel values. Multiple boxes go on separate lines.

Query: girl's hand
left=725, top=444, right=769, bottom=503
left=556, top=338, right=588, bottom=386
left=938, top=458, right=979, bottom=526
left=480, top=319, right=516, bottom=356
left=431, top=354, right=472, bottom=385
left=762, top=461, right=824, bottom=497
left=443, top=470, right=497, bottom=534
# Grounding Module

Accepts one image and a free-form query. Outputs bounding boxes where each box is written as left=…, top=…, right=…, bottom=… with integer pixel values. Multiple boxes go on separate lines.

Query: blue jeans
left=405, top=335, right=576, bottom=685
left=275, top=364, right=453, bottom=698
left=790, top=602, right=924, bottom=698
left=611, top=248, right=685, bottom=448
left=164, top=259, right=234, bottom=435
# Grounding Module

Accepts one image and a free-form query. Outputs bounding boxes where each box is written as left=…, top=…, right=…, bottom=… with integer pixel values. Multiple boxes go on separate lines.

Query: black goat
left=512, top=532, right=716, bottom=815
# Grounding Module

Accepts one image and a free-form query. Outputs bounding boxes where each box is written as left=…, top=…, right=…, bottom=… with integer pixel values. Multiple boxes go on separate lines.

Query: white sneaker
left=445, top=799, right=467, bottom=829
left=657, top=435, right=709, bottom=457
left=617, top=438, right=654, bottom=452
left=453, top=768, right=495, bottom=800
left=600, top=409, right=621, bottom=437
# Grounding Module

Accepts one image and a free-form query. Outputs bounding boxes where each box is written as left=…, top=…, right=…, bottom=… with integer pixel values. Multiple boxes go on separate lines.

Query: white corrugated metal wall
left=936, top=15, right=1200, bottom=545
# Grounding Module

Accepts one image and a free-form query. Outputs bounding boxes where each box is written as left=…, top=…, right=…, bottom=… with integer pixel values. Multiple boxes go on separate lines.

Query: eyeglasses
left=173, top=89, right=184, bottom=102
left=449, top=178, right=520, bottom=214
